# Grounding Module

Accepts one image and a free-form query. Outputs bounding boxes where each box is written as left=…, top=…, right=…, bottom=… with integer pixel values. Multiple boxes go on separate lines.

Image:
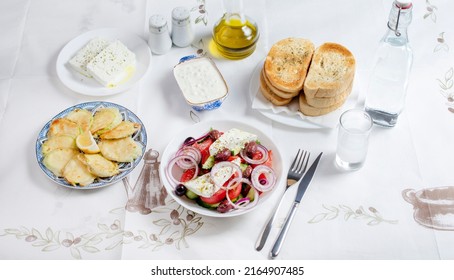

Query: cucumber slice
left=246, top=188, right=255, bottom=202
left=202, top=155, right=215, bottom=169
left=196, top=198, right=220, bottom=209
left=185, top=189, right=199, bottom=200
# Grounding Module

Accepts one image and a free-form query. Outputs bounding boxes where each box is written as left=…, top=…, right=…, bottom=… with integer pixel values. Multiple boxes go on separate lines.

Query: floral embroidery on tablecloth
left=424, top=0, right=438, bottom=23
left=434, top=32, right=449, bottom=53
left=436, top=67, right=454, bottom=113
left=192, top=0, right=208, bottom=26
left=0, top=202, right=204, bottom=259
left=308, top=205, right=398, bottom=226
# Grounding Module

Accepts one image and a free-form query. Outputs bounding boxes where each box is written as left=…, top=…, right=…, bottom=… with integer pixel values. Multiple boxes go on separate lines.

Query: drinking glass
left=335, top=109, right=373, bottom=171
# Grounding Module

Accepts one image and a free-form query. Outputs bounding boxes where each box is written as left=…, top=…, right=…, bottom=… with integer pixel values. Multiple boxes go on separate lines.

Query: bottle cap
left=395, top=0, right=412, bottom=9
left=172, top=7, right=190, bottom=26
left=149, top=14, right=168, bottom=33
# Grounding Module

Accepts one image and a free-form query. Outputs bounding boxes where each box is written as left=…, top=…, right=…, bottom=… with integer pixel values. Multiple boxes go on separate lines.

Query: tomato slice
left=180, top=168, right=196, bottom=183
left=193, top=137, right=213, bottom=152
left=252, top=150, right=273, bottom=168
left=200, top=181, right=242, bottom=204
left=227, top=181, right=242, bottom=199
left=200, top=188, right=226, bottom=204
left=193, top=137, right=214, bottom=164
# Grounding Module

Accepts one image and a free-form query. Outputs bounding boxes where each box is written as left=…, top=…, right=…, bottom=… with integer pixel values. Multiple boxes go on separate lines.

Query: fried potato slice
left=99, top=121, right=141, bottom=140
left=65, top=108, right=93, bottom=132
left=43, top=148, right=79, bottom=177
left=90, top=107, right=122, bottom=135
left=41, top=135, right=77, bottom=155
left=47, top=118, right=80, bottom=138
left=99, top=137, right=142, bottom=162
left=80, top=154, right=119, bottom=177
left=63, top=154, right=96, bottom=186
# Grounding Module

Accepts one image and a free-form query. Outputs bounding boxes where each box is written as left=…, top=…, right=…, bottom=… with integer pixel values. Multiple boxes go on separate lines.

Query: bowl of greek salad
left=159, top=120, right=284, bottom=217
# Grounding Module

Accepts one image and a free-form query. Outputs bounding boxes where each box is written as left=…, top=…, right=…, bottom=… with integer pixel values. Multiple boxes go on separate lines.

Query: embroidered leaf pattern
left=309, top=204, right=398, bottom=226
left=192, top=0, right=208, bottom=26
left=0, top=202, right=204, bottom=259
left=424, top=0, right=438, bottom=23
left=437, top=67, right=454, bottom=113
left=434, top=32, right=450, bottom=53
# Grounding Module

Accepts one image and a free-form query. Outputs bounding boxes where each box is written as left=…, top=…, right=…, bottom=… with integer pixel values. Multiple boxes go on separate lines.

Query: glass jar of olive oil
left=212, top=0, right=259, bottom=60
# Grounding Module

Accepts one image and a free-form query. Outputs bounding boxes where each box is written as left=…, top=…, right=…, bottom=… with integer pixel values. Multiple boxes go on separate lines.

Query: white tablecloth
left=1, top=0, right=454, bottom=260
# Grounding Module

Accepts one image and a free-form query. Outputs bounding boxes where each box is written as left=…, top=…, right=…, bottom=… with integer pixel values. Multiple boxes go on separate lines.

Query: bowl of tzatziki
left=173, top=56, right=228, bottom=111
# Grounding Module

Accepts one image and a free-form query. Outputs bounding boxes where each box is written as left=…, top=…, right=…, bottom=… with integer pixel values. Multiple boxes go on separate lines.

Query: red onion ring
left=165, top=155, right=199, bottom=187
left=225, top=178, right=259, bottom=210
left=175, top=146, right=201, bottom=168
left=239, top=144, right=269, bottom=165
left=210, top=161, right=242, bottom=189
left=251, top=165, right=276, bottom=192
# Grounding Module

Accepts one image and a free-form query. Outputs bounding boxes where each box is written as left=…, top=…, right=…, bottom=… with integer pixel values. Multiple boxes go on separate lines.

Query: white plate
left=249, top=59, right=359, bottom=129
left=159, top=120, right=285, bottom=218
left=56, top=28, right=151, bottom=96
left=36, top=101, right=147, bottom=190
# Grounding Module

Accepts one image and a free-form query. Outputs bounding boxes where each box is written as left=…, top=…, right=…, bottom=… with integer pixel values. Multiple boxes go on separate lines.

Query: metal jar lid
left=172, top=7, right=190, bottom=26
left=149, top=14, right=168, bottom=34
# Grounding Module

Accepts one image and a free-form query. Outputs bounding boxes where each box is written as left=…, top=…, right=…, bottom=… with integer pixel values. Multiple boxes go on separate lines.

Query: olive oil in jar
left=212, top=0, right=259, bottom=59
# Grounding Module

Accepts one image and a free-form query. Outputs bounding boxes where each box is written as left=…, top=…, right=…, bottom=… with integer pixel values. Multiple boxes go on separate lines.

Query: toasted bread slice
left=264, top=38, right=314, bottom=92
left=262, top=68, right=300, bottom=99
left=305, top=80, right=353, bottom=108
left=259, top=69, right=293, bottom=106
left=304, top=42, right=355, bottom=98
left=299, top=93, right=346, bottom=117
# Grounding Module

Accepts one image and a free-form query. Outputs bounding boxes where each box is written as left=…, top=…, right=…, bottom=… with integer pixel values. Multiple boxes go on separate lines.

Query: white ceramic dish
left=159, top=120, right=284, bottom=218
left=173, top=55, right=228, bottom=111
left=249, top=59, right=359, bottom=129
left=36, top=101, right=147, bottom=190
left=56, top=28, right=151, bottom=96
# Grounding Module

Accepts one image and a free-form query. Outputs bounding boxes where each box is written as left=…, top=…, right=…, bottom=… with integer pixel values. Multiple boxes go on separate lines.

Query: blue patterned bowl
left=35, top=101, right=147, bottom=190
left=174, top=55, right=228, bottom=111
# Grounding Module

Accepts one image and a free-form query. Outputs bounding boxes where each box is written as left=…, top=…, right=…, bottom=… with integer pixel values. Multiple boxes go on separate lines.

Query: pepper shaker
left=171, top=7, right=194, bottom=47
left=148, top=14, right=172, bottom=55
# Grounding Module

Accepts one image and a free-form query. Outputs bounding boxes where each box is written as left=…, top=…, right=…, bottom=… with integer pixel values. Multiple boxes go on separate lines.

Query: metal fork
left=255, top=149, right=310, bottom=251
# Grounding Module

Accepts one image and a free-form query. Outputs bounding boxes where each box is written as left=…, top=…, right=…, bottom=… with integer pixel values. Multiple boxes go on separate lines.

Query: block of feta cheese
left=68, top=38, right=110, bottom=77
left=86, top=40, right=136, bottom=88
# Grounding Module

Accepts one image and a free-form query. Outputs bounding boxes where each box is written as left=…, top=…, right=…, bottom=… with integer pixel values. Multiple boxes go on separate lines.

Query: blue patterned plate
left=35, top=101, right=147, bottom=189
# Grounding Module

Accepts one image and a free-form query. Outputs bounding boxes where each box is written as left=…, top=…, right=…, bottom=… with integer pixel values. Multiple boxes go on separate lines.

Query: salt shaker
left=171, top=7, right=194, bottom=47
left=148, top=14, right=172, bottom=55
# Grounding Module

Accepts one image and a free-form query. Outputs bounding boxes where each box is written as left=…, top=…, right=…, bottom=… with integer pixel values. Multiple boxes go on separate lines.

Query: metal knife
left=270, top=152, right=323, bottom=258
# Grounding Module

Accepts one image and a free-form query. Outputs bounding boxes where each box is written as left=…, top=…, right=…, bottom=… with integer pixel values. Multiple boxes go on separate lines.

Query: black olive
left=215, top=148, right=231, bottom=161
left=242, top=165, right=253, bottom=178
left=217, top=200, right=234, bottom=213
left=208, top=129, right=221, bottom=140
left=183, top=137, right=195, bottom=145
left=245, top=141, right=258, bottom=157
left=175, top=184, right=187, bottom=196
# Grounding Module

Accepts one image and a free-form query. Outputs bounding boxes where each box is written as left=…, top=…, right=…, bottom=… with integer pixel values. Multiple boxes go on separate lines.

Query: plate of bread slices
left=35, top=101, right=147, bottom=189
left=250, top=38, right=358, bottom=129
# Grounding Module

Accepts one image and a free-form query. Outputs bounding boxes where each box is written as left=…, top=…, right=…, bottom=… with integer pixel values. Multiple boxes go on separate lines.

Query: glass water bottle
left=212, top=0, right=259, bottom=60
left=365, top=0, right=413, bottom=127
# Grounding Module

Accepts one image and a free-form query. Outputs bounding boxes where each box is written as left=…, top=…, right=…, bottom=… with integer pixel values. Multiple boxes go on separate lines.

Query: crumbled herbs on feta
left=209, top=128, right=258, bottom=156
